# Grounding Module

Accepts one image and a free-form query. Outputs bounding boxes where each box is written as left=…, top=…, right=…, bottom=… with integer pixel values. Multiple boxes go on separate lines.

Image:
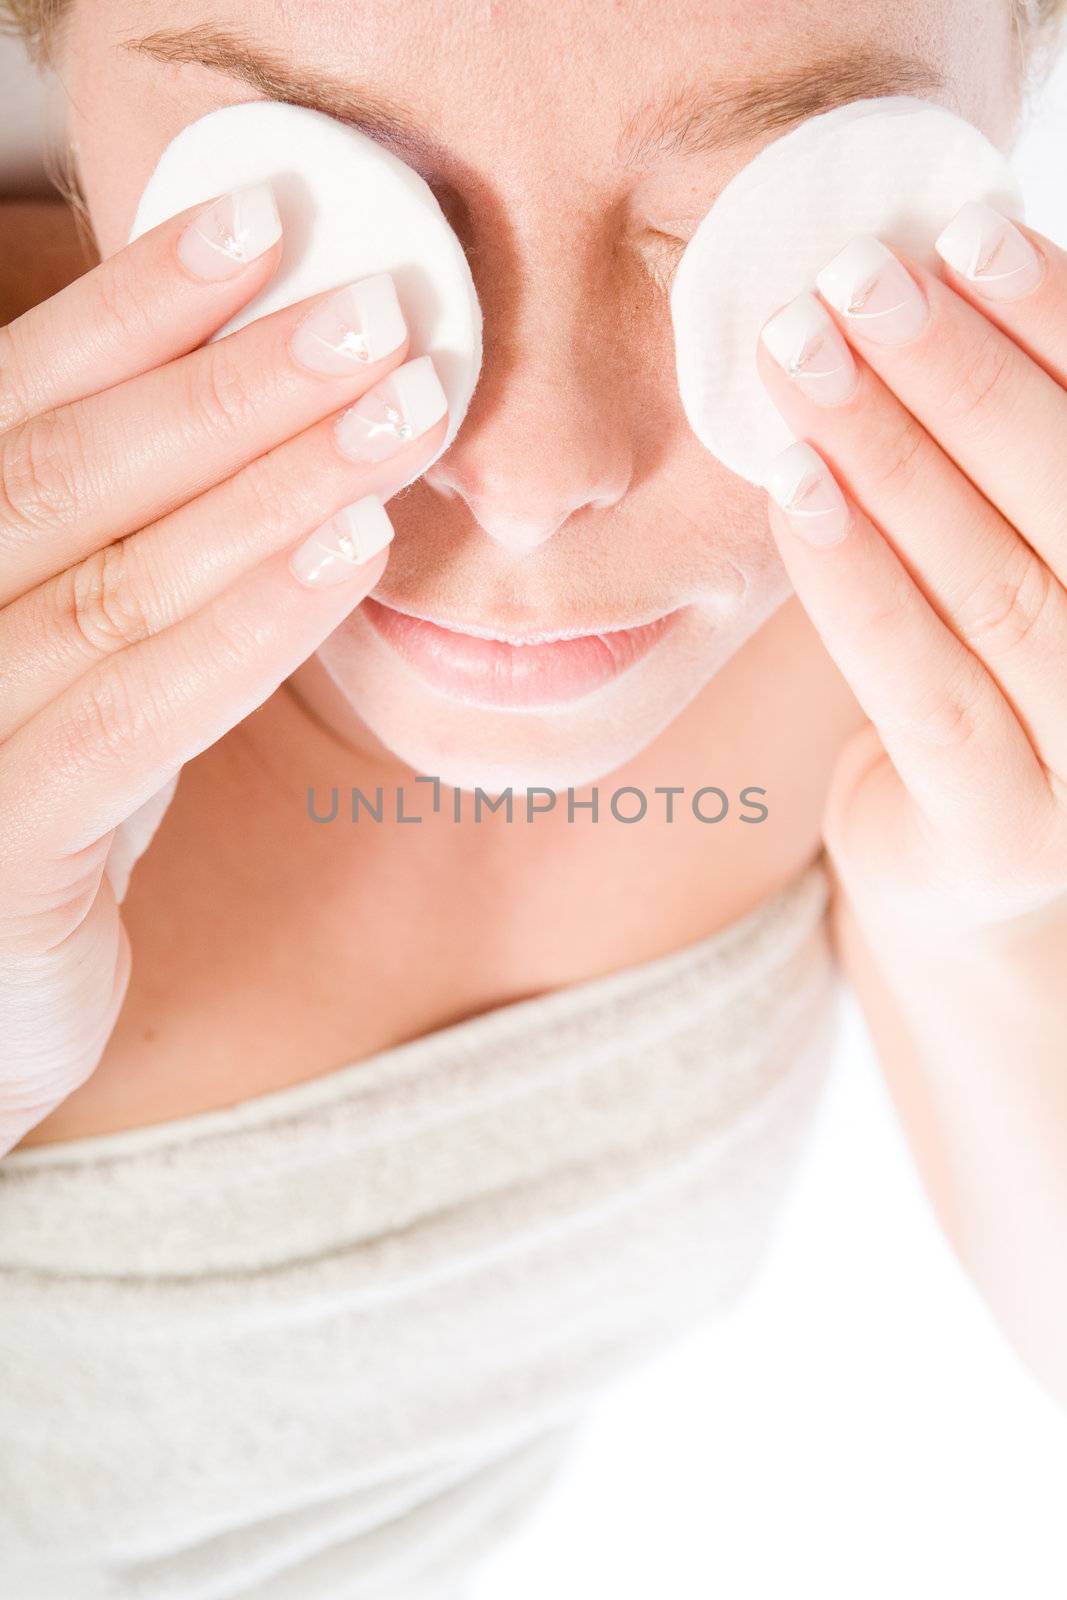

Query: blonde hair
left=1014, top=0, right=1067, bottom=81
left=0, top=0, right=66, bottom=62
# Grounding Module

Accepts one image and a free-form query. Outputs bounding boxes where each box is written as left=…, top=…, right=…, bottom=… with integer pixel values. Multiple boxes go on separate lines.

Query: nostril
left=425, top=463, right=628, bottom=547
left=427, top=479, right=573, bottom=549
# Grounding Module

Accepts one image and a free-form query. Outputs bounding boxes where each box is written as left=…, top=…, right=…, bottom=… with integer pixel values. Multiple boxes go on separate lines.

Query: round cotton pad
left=128, top=100, right=483, bottom=488
left=670, top=96, right=1024, bottom=487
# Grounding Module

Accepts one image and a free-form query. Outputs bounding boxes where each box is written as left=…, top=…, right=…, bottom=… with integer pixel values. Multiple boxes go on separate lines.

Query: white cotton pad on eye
left=128, top=100, right=483, bottom=488
left=669, top=95, right=1024, bottom=487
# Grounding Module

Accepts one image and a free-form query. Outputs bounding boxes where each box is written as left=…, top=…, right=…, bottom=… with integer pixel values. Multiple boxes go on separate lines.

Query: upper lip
left=368, top=595, right=680, bottom=646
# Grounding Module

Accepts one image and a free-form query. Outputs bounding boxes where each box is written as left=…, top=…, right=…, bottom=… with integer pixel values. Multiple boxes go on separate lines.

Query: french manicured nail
left=335, top=355, right=448, bottom=462
left=177, top=182, right=282, bottom=282
left=760, top=292, right=860, bottom=406
left=289, top=495, right=394, bottom=586
left=765, top=441, right=851, bottom=547
left=290, top=273, right=407, bottom=374
left=934, top=202, right=1045, bottom=302
left=815, top=235, right=929, bottom=345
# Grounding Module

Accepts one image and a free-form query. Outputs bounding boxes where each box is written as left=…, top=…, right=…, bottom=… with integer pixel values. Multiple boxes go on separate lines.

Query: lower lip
left=361, top=598, right=679, bottom=708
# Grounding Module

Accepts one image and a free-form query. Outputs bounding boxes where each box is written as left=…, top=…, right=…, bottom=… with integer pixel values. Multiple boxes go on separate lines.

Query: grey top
left=0, top=854, right=841, bottom=1600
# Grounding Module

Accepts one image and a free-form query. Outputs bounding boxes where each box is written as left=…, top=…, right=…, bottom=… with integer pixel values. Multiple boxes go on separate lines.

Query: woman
left=0, top=0, right=1064, bottom=1594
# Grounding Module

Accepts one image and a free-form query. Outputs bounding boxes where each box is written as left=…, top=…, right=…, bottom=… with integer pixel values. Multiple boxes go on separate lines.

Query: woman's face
left=60, top=0, right=1014, bottom=790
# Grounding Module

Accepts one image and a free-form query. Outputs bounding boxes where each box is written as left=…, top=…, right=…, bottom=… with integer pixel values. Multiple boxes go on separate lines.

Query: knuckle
left=0, top=861, right=101, bottom=961
left=186, top=338, right=259, bottom=440
left=65, top=663, right=159, bottom=768
left=0, top=322, right=34, bottom=432
left=65, top=541, right=152, bottom=657
left=199, top=603, right=270, bottom=673
left=864, top=411, right=927, bottom=497
left=942, top=328, right=1015, bottom=432
left=899, top=661, right=983, bottom=753
left=845, top=562, right=914, bottom=643
left=0, top=409, right=86, bottom=540
left=92, top=250, right=154, bottom=348
left=954, top=548, right=1057, bottom=660
left=1047, top=768, right=1067, bottom=818
left=236, top=452, right=306, bottom=547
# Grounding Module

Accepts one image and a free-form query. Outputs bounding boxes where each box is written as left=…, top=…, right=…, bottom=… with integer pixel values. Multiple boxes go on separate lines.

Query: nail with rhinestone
left=335, top=356, right=448, bottom=463
left=290, top=273, right=407, bottom=374
left=935, top=201, right=1046, bottom=303
left=289, top=495, right=395, bottom=586
left=760, top=291, right=860, bottom=406
left=765, top=441, right=851, bottom=547
left=176, top=182, right=282, bottom=282
left=816, top=235, right=930, bottom=346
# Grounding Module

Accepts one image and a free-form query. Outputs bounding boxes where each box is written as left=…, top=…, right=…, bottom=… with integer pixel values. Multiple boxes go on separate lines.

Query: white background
left=2, top=28, right=1066, bottom=1600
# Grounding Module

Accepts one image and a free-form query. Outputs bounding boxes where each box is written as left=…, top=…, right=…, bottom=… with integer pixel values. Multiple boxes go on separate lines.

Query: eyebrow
left=618, top=52, right=951, bottom=167
left=122, top=25, right=951, bottom=172
left=122, top=26, right=443, bottom=168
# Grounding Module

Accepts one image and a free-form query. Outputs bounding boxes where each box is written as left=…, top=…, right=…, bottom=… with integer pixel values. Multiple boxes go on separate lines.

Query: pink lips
left=362, top=597, right=679, bottom=708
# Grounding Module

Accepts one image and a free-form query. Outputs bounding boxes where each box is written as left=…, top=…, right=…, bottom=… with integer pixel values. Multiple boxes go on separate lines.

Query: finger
left=756, top=298, right=1067, bottom=779
left=808, top=228, right=1067, bottom=582
left=0, top=358, right=447, bottom=736
left=0, top=184, right=285, bottom=430
left=0, top=270, right=411, bottom=607
left=933, top=204, right=1067, bottom=383
left=0, top=504, right=396, bottom=873
left=763, top=440, right=1053, bottom=846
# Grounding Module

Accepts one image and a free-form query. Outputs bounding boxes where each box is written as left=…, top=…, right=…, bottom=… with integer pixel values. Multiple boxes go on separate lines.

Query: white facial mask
left=128, top=100, right=484, bottom=491
left=669, top=96, right=1024, bottom=487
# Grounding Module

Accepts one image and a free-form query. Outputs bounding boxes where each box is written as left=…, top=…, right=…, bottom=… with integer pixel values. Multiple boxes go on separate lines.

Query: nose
left=424, top=258, right=633, bottom=552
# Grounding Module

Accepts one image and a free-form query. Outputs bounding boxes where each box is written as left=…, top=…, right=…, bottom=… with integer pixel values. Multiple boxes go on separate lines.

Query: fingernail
left=335, top=356, right=448, bottom=463
left=765, top=441, right=851, bottom=547
left=177, top=182, right=282, bottom=282
left=815, top=235, right=929, bottom=346
left=760, top=292, right=860, bottom=406
left=290, top=273, right=407, bottom=375
left=289, top=495, right=394, bottom=586
left=935, top=202, right=1045, bottom=303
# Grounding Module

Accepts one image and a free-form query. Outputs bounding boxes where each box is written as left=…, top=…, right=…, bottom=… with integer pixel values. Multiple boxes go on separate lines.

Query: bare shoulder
left=0, top=196, right=98, bottom=321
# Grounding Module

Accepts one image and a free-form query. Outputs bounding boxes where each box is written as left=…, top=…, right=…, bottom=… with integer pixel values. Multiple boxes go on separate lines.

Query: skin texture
left=5, top=1, right=1067, bottom=1410
left=8, top=0, right=930, bottom=1149
left=0, top=0, right=1014, bottom=1135
left=55, top=0, right=1014, bottom=791
left=2, top=0, right=1067, bottom=1405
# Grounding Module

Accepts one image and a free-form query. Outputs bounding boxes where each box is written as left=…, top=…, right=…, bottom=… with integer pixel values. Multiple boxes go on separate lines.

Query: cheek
left=68, top=109, right=156, bottom=258
left=658, top=434, right=780, bottom=581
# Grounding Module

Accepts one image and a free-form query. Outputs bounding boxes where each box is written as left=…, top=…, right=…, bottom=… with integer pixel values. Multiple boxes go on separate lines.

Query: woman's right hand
left=0, top=181, right=449, bottom=1155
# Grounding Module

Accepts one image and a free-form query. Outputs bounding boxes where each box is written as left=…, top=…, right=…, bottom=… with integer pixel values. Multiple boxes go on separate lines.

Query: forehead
left=240, top=0, right=949, bottom=61
left=102, top=0, right=981, bottom=105
left=84, top=0, right=1009, bottom=186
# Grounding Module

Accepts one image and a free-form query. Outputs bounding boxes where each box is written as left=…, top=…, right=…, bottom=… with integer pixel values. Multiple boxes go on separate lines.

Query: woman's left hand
left=756, top=202, right=1067, bottom=934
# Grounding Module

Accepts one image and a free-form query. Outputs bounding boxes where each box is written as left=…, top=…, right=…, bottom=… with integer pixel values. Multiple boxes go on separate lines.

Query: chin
left=313, top=598, right=750, bottom=793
